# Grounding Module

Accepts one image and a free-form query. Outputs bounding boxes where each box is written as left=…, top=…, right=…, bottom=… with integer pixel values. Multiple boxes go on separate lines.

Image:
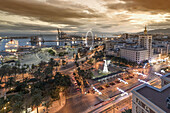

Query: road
left=57, top=51, right=168, bottom=113
left=84, top=62, right=168, bottom=113
left=58, top=94, right=101, bottom=113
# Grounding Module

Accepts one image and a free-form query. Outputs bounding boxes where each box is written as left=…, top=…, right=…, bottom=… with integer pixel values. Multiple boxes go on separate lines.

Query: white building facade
left=138, top=35, right=153, bottom=59
left=120, top=48, right=148, bottom=64
left=120, top=27, right=153, bottom=64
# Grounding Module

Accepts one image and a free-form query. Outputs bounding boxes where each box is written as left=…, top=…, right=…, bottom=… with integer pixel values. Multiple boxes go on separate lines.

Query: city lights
left=117, top=87, right=128, bottom=96
left=154, top=72, right=163, bottom=76
left=118, top=78, right=128, bottom=84
left=92, top=86, right=102, bottom=95
left=143, top=63, right=147, bottom=69
left=161, top=70, right=166, bottom=73
left=136, top=72, right=147, bottom=77
left=138, top=79, right=150, bottom=85
left=0, top=1, right=169, bottom=113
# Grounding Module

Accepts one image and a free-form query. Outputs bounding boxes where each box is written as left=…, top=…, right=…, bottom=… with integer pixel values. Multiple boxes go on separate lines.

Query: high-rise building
left=120, top=27, right=153, bottom=63
left=138, top=26, right=153, bottom=59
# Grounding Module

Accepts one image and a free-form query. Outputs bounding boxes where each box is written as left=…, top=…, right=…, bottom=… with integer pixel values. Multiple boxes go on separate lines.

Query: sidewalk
left=48, top=92, right=66, bottom=113
left=31, top=92, right=66, bottom=113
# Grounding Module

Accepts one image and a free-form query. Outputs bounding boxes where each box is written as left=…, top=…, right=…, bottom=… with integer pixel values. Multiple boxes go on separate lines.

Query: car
left=97, top=86, right=104, bottom=90
left=129, top=76, right=134, bottom=78
left=76, top=88, right=80, bottom=91
left=109, top=82, right=115, bottom=85
left=91, top=89, right=95, bottom=94
left=105, top=84, right=110, bottom=88
left=115, top=80, right=120, bottom=83
left=125, top=77, right=130, bottom=80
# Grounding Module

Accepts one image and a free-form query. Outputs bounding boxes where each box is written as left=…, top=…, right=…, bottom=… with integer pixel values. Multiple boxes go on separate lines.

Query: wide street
left=56, top=61, right=168, bottom=113
left=58, top=94, right=101, bottom=113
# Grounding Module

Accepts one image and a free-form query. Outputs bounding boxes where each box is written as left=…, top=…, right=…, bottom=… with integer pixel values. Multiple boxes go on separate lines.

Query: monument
left=103, top=58, right=111, bottom=73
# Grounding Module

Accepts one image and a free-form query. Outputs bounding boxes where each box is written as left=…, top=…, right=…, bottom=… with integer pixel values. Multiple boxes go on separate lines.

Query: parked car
left=97, top=86, right=104, bottom=90
left=109, top=82, right=115, bottom=85
left=105, top=84, right=110, bottom=88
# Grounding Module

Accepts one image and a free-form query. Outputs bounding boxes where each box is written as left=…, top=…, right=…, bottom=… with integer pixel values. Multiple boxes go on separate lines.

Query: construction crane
left=57, top=28, right=67, bottom=39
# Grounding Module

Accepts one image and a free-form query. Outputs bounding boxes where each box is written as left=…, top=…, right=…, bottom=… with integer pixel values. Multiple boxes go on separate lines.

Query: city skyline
left=0, top=0, right=170, bottom=34
left=0, top=1, right=169, bottom=113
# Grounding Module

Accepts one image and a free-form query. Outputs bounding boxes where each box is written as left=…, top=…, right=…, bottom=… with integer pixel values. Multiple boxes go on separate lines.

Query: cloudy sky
left=0, top=0, right=170, bottom=34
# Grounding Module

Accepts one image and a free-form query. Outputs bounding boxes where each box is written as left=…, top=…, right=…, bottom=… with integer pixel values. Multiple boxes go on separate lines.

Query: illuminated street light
left=28, top=85, right=31, bottom=89
left=136, top=72, right=147, bottom=77
left=143, top=63, right=147, bottom=68
left=138, top=79, right=150, bottom=85
left=154, top=72, right=163, bottom=76
left=118, top=78, right=128, bottom=84
left=92, top=86, right=102, bottom=95
left=161, top=70, right=165, bottom=73
left=117, top=87, right=128, bottom=96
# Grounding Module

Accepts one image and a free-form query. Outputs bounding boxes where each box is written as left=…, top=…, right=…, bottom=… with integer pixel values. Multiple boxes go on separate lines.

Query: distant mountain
left=139, top=28, right=170, bottom=34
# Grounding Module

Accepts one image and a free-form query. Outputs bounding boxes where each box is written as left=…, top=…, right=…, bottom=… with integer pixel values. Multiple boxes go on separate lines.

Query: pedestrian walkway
left=48, top=92, right=66, bottom=113
left=31, top=93, right=66, bottom=113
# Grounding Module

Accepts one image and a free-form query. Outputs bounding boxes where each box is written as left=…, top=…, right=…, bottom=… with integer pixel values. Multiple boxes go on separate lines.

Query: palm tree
left=44, top=98, right=52, bottom=113
left=12, top=66, right=18, bottom=81
left=44, top=66, right=53, bottom=81
left=39, top=61, right=46, bottom=68
left=21, top=66, right=26, bottom=80
left=48, top=58, right=55, bottom=67
left=0, top=65, right=11, bottom=100
left=54, top=62, right=59, bottom=71
left=33, top=68, right=41, bottom=81
left=6, top=77, right=15, bottom=89
left=31, top=88, right=43, bottom=113
left=11, top=94, right=24, bottom=113
left=17, top=62, right=21, bottom=68
left=75, top=54, right=79, bottom=61
left=31, top=64, right=35, bottom=70
left=23, top=94, right=32, bottom=113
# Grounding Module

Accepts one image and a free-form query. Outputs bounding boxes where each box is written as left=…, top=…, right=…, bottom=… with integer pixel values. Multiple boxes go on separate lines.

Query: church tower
left=144, top=26, right=147, bottom=35
left=138, top=26, right=153, bottom=59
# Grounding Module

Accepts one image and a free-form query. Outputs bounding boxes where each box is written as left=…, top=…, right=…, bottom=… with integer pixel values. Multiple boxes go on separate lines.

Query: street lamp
left=28, top=85, right=31, bottom=89
left=4, top=107, right=6, bottom=113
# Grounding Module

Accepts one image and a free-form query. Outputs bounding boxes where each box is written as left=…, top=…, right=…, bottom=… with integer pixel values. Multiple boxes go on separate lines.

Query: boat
left=5, top=39, right=19, bottom=52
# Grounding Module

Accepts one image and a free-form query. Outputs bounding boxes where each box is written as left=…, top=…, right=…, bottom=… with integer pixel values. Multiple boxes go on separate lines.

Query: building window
left=145, top=106, right=150, bottom=113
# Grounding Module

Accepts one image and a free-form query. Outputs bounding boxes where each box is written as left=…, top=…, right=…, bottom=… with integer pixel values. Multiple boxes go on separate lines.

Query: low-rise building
left=106, top=50, right=119, bottom=57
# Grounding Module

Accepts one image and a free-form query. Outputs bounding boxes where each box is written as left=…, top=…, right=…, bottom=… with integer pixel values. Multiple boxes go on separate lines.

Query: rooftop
left=139, top=34, right=152, bottom=36
left=121, top=47, right=147, bottom=51
left=161, top=73, right=170, bottom=82
left=135, top=84, right=170, bottom=113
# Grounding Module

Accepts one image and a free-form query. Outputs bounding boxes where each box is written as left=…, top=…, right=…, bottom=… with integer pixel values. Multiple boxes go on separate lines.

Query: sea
left=0, top=35, right=84, bottom=51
